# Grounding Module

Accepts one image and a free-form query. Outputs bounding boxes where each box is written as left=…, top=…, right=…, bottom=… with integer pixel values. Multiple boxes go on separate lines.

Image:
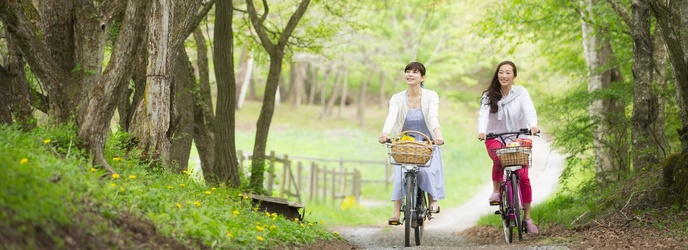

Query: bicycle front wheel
left=404, top=172, right=414, bottom=247
left=414, top=189, right=426, bottom=246
left=500, top=182, right=513, bottom=243
left=511, top=173, right=523, bottom=241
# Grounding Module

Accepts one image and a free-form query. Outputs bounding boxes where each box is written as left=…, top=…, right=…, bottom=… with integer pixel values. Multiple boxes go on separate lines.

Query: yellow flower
left=90, top=168, right=97, bottom=172
left=183, top=170, right=190, bottom=175
left=334, top=231, right=339, bottom=236
left=205, top=191, right=211, bottom=195
left=300, top=223, right=305, bottom=228
left=243, top=195, right=249, bottom=200
left=226, top=232, right=233, bottom=238
left=167, top=186, right=173, bottom=189
left=270, top=225, right=277, bottom=230
left=179, top=183, right=186, bottom=187
left=294, top=218, right=300, bottom=222
left=256, top=236, right=264, bottom=241
left=308, top=222, right=313, bottom=226
left=256, top=225, right=264, bottom=231
left=176, top=203, right=182, bottom=208
left=211, top=187, right=217, bottom=191
left=128, top=175, right=136, bottom=179
left=19, top=158, right=28, bottom=164
left=119, top=187, right=125, bottom=191
left=193, top=201, right=201, bottom=207
left=112, top=173, right=120, bottom=179
left=43, top=139, right=51, bottom=144
left=265, top=212, right=271, bottom=217
left=232, top=210, right=239, bottom=215
left=112, top=157, right=123, bottom=162
left=110, top=183, right=116, bottom=187
left=320, top=220, right=324, bottom=225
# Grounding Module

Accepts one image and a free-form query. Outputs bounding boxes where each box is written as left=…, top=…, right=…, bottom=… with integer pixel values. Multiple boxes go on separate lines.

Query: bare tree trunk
left=245, top=0, right=311, bottom=192
left=3, top=33, right=33, bottom=129
left=357, top=79, right=369, bottom=127
left=192, top=27, right=215, bottom=177
left=321, top=69, right=342, bottom=119
left=338, top=68, right=348, bottom=118
left=237, top=50, right=254, bottom=110
left=651, top=26, right=670, bottom=159
left=650, top=0, right=688, bottom=151
left=307, top=64, right=317, bottom=105
left=630, top=0, right=659, bottom=168
left=211, top=0, right=240, bottom=187
left=168, top=48, right=196, bottom=173
left=581, top=0, right=623, bottom=181
left=78, top=0, right=149, bottom=174
left=379, top=72, right=387, bottom=109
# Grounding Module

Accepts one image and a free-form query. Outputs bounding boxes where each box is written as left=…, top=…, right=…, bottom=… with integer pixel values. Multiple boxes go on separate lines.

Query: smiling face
left=405, top=68, right=425, bottom=86
left=498, top=64, right=516, bottom=87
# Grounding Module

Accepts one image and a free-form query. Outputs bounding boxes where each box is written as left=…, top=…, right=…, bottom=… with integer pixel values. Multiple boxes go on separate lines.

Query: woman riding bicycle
left=378, top=62, right=446, bottom=225
left=477, top=61, right=540, bottom=234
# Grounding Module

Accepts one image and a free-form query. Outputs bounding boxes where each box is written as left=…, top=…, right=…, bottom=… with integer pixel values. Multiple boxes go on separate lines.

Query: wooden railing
left=236, top=150, right=391, bottom=206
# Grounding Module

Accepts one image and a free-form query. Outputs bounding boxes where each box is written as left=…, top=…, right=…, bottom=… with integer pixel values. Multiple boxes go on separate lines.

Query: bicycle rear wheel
left=404, top=172, right=414, bottom=247
left=414, top=189, right=426, bottom=246
left=500, top=182, right=513, bottom=243
left=511, top=174, right=523, bottom=241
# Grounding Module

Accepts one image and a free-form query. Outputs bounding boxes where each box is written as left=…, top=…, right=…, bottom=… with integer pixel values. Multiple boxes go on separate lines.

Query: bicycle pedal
left=494, top=210, right=501, bottom=215
left=489, top=201, right=500, bottom=206
left=388, top=220, right=401, bottom=226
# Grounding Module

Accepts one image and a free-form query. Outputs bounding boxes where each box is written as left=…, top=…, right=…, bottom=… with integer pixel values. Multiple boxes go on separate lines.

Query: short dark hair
left=404, top=62, right=426, bottom=76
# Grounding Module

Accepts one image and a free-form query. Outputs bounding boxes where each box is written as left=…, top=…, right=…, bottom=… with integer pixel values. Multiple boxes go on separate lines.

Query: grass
left=0, top=124, right=340, bottom=249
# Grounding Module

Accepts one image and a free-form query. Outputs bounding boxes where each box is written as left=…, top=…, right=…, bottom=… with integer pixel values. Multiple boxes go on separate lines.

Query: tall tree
left=210, top=0, right=241, bottom=187
left=192, top=27, right=216, bottom=180
left=245, top=0, right=311, bottom=192
left=649, top=0, right=688, bottom=151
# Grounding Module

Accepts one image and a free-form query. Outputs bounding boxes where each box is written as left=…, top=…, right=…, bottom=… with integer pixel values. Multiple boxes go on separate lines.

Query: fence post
left=331, top=167, right=337, bottom=206
left=322, top=167, right=327, bottom=204
left=279, top=154, right=290, bottom=198
left=354, top=169, right=361, bottom=203
left=309, top=163, right=316, bottom=202
left=297, top=162, right=302, bottom=198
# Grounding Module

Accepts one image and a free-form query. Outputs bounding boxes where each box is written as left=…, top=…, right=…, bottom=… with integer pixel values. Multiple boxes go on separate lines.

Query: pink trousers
left=485, top=139, right=532, bottom=203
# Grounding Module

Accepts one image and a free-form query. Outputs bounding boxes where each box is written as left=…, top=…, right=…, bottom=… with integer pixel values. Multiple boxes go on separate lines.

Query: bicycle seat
left=503, top=166, right=522, bottom=172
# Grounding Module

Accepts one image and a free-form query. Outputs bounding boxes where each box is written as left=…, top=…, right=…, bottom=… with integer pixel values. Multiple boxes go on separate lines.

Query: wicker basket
left=389, top=130, right=434, bottom=165
left=495, top=146, right=532, bottom=167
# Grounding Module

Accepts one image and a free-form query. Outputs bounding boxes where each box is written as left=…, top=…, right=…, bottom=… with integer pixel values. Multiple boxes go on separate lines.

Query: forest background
left=2, top=0, right=688, bottom=248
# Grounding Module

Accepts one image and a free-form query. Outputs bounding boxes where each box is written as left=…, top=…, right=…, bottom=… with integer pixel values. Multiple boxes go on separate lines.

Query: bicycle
left=384, top=130, right=438, bottom=247
left=485, top=128, right=538, bottom=243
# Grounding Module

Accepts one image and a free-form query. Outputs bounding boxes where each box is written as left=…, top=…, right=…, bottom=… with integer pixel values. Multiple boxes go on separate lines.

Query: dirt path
left=334, top=136, right=569, bottom=249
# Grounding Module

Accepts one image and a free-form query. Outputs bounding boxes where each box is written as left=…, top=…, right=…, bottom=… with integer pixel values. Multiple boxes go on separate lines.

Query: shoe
left=488, top=192, right=500, bottom=205
left=388, top=216, right=400, bottom=225
left=430, top=205, right=440, bottom=214
left=525, top=219, right=538, bottom=234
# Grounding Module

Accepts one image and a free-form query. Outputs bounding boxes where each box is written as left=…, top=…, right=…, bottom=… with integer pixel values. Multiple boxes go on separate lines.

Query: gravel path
left=334, top=136, right=570, bottom=249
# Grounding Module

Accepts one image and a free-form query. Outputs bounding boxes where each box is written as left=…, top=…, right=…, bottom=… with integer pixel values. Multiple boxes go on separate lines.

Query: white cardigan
left=382, top=88, right=441, bottom=139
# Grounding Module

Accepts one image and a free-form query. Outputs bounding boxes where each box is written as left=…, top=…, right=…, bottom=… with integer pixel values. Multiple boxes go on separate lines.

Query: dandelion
left=256, top=225, right=264, bottom=231
left=129, top=175, right=136, bottom=179
left=43, top=139, right=51, bottom=144
left=110, top=183, right=117, bottom=187
left=90, top=168, right=97, bottom=172
left=300, top=223, right=305, bottom=228
left=205, top=191, right=211, bottom=195
left=179, top=183, right=186, bottom=187
left=176, top=203, right=182, bottom=209
left=112, top=173, right=120, bottom=179
left=294, top=218, right=300, bottom=222
left=119, top=187, right=125, bottom=191
left=183, top=170, right=190, bottom=175
left=256, top=236, right=264, bottom=241
left=232, top=210, right=240, bottom=215
left=320, top=220, right=324, bottom=225
left=243, top=195, right=249, bottom=200
left=334, top=231, right=339, bottom=236
left=270, top=225, right=277, bottom=230
left=193, top=201, right=201, bottom=207
left=112, top=157, right=123, bottom=162
left=211, top=187, right=217, bottom=191
left=308, top=222, right=313, bottom=227
left=19, top=158, right=28, bottom=164
left=265, top=212, right=271, bottom=217
left=167, top=186, right=173, bottom=189
left=226, top=232, right=233, bottom=238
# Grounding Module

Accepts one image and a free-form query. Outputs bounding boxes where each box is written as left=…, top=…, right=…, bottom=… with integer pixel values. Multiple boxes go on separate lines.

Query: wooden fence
left=236, top=150, right=391, bottom=206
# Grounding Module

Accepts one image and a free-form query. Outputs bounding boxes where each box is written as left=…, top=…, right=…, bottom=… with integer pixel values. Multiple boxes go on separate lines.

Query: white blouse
left=478, top=85, right=538, bottom=134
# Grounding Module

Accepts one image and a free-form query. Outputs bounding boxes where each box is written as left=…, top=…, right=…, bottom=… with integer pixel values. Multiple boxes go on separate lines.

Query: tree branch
left=184, top=0, right=216, bottom=38
left=606, top=0, right=632, bottom=28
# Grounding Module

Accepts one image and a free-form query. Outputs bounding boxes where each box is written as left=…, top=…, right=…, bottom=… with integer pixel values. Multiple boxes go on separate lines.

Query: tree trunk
left=338, top=68, right=348, bottom=118
left=357, top=79, right=369, bottom=127
left=581, top=0, right=625, bottom=181
left=78, top=0, right=149, bottom=174
left=3, top=33, right=33, bottom=130
left=245, top=0, right=311, bottom=193
left=307, top=64, right=317, bottom=105
left=168, top=48, right=196, bottom=173
left=192, top=27, right=215, bottom=177
left=237, top=50, right=254, bottom=110
left=650, top=0, right=688, bottom=151
left=321, top=69, right=342, bottom=119
left=630, top=0, right=659, bottom=168
left=210, top=0, right=240, bottom=187
left=651, top=26, right=670, bottom=159
left=379, top=72, right=387, bottom=109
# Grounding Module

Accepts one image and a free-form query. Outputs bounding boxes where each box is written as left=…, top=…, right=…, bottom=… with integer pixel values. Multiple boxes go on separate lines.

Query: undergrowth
left=0, top=124, right=342, bottom=249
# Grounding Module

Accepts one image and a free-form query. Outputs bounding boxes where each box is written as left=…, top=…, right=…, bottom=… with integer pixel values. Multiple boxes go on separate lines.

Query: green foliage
left=0, top=124, right=342, bottom=249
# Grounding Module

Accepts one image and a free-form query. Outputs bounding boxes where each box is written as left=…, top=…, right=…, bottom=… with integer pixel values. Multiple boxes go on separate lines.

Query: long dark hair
left=481, top=61, right=518, bottom=113
left=404, top=62, right=426, bottom=88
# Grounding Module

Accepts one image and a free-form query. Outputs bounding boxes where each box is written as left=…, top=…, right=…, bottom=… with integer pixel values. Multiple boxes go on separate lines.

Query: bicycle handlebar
left=485, top=128, right=539, bottom=140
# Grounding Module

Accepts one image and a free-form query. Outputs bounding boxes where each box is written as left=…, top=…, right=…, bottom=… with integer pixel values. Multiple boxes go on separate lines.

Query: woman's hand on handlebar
left=378, top=133, right=390, bottom=144
left=530, top=126, right=540, bottom=136
left=478, top=132, right=486, bottom=141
